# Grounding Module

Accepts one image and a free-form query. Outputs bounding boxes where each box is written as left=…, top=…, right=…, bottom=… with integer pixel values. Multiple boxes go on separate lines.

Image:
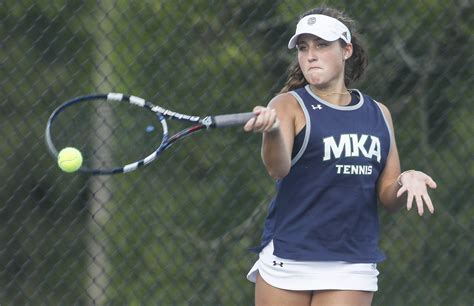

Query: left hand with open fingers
left=396, top=170, right=437, bottom=216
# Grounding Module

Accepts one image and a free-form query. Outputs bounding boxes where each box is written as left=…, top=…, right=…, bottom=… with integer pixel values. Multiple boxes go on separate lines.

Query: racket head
left=45, top=94, right=171, bottom=175
left=45, top=93, right=253, bottom=175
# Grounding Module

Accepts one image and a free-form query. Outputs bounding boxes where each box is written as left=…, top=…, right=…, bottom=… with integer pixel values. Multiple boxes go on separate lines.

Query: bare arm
left=244, top=93, right=300, bottom=180
left=377, top=102, right=437, bottom=215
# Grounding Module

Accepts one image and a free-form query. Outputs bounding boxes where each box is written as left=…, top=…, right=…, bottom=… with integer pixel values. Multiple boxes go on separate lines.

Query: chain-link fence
left=1, top=0, right=472, bottom=305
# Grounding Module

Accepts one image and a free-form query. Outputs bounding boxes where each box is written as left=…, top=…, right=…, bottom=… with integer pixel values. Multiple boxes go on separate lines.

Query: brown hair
left=280, top=6, right=368, bottom=93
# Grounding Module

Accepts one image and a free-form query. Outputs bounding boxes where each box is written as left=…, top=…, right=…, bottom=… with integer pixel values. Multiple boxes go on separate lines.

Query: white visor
left=288, top=14, right=351, bottom=49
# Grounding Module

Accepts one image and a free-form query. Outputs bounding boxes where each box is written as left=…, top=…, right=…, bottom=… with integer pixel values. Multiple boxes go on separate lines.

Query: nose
left=307, top=46, right=318, bottom=62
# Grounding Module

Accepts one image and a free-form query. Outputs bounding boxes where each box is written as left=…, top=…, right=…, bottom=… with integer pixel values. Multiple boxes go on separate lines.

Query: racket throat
left=201, top=116, right=215, bottom=129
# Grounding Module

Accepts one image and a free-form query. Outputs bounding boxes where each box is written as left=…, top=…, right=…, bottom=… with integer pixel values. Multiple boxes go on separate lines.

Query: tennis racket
left=45, top=93, right=254, bottom=175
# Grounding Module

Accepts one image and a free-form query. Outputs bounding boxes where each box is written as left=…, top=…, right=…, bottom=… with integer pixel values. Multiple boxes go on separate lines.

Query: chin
left=305, top=75, right=325, bottom=85
left=307, top=79, right=325, bottom=86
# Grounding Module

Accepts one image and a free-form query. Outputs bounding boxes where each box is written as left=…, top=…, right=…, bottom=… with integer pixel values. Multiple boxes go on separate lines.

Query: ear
left=343, top=43, right=353, bottom=60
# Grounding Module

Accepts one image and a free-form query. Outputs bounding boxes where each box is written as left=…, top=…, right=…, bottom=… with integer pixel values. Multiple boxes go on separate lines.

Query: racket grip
left=211, top=112, right=255, bottom=128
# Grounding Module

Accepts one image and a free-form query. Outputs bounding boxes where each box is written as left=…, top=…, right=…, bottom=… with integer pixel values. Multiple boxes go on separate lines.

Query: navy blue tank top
left=254, top=86, right=392, bottom=263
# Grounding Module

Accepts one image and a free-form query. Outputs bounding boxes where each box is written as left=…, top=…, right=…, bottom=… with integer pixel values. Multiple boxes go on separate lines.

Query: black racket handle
left=210, top=112, right=255, bottom=128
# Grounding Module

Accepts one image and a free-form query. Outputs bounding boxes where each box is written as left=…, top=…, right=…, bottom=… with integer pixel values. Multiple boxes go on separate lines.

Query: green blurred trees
left=0, top=0, right=472, bottom=305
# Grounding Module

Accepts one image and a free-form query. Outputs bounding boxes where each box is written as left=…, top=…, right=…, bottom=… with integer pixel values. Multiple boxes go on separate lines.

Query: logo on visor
left=342, top=31, right=348, bottom=40
left=307, top=16, right=317, bottom=25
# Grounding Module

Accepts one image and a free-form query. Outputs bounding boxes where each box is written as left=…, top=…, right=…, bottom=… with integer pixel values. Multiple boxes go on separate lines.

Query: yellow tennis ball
left=57, top=147, right=83, bottom=173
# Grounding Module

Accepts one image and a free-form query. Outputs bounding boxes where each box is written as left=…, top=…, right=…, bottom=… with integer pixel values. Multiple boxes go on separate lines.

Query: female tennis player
left=243, top=6, right=437, bottom=306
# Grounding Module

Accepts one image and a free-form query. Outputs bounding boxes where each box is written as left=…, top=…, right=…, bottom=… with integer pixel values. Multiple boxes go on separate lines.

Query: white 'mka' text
left=323, top=134, right=381, bottom=162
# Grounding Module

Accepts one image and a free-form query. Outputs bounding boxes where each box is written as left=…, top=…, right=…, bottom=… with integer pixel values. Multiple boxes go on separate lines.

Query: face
left=296, top=34, right=352, bottom=88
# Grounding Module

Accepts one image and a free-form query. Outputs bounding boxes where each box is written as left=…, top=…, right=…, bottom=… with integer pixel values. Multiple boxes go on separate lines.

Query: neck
left=309, top=85, right=353, bottom=106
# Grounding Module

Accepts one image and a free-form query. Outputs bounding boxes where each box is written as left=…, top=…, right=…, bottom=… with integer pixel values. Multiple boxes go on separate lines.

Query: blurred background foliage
left=0, top=0, right=472, bottom=305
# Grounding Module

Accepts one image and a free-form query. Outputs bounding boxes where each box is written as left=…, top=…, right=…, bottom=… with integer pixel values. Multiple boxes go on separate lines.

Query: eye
left=296, top=44, right=307, bottom=51
left=316, top=42, right=328, bottom=48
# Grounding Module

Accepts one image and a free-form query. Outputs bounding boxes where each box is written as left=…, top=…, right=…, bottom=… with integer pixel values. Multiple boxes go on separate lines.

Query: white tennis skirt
left=246, top=240, right=379, bottom=291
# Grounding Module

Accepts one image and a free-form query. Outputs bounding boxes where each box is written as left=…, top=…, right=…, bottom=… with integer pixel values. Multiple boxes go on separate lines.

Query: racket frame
left=45, top=93, right=253, bottom=175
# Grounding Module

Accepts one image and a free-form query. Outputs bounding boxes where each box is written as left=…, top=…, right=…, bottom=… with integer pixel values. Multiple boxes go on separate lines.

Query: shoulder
left=268, top=91, right=301, bottom=113
left=374, top=101, right=393, bottom=125
left=354, top=89, right=395, bottom=129
left=268, top=91, right=306, bottom=132
left=356, top=90, right=393, bottom=120
left=375, top=100, right=389, bottom=113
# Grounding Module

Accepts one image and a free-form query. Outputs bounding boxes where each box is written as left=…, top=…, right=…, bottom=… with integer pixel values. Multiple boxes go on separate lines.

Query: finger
left=415, top=194, right=424, bottom=216
left=406, top=192, right=414, bottom=211
left=253, top=112, right=266, bottom=131
left=243, top=117, right=256, bottom=132
left=262, top=108, right=272, bottom=130
left=265, top=109, right=278, bottom=132
left=423, top=194, right=435, bottom=214
left=247, top=106, right=266, bottom=131
left=269, top=109, right=277, bottom=127
left=426, top=177, right=437, bottom=189
left=397, top=185, right=407, bottom=198
left=252, top=106, right=265, bottom=114
left=262, top=109, right=277, bottom=132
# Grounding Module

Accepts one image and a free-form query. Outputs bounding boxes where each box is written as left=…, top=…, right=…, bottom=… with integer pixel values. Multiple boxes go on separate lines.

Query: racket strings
left=50, top=98, right=163, bottom=171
